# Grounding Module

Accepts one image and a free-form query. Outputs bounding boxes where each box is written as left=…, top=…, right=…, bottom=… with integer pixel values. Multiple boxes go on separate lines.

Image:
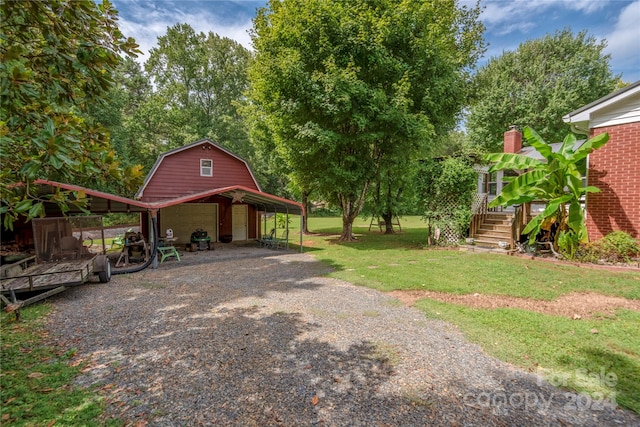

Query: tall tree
left=145, top=23, right=252, bottom=158
left=88, top=57, right=154, bottom=174
left=467, top=29, right=620, bottom=151
left=0, top=0, right=142, bottom=229
left=249, top=0, right=485, bottom=241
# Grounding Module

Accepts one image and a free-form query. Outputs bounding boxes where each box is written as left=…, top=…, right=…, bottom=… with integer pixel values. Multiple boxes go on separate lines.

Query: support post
left=151, top=210, right=159, bottom=269
left=299, top=214, right=303, bottom=252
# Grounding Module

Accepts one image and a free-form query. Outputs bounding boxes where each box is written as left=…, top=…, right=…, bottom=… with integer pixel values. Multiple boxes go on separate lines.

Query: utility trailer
left=1, top=216, right=112, bottom=303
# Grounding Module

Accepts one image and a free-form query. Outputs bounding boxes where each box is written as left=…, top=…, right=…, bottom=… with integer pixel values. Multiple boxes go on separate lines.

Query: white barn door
left=232, top=204, right=247, bottom=241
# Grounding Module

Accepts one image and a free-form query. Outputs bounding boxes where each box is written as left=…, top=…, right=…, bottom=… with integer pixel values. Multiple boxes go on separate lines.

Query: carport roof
left=146, top=185, right=304, bottom=215
left=35, top=179, right=150, bottom=213
left=35, top=180, right=304, bottom=216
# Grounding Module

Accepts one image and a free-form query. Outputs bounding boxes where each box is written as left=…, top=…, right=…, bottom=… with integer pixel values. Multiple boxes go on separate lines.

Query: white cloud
left=116, top=0, right=255, bottom=63
left=562, top=0, right=608, bottom=14
left=603, top=1, right=640, bottom=80
left=481, top=0, right=552, bottom=26
left=480, top=0, right=606, bottom=34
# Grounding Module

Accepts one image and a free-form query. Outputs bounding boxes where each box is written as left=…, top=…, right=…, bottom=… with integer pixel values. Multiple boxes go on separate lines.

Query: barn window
left=200, top=159, right=213, bottom=176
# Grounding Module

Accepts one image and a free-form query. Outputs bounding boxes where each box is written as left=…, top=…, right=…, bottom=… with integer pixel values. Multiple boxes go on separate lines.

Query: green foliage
left=1, top=305, right=114, bottom=425
left=0, top=0, right=143, bottom=229
left=102, top=213, right=139, bottom=227
left=557, top=229, right=583, bottom=259
left=88, top=57, right=156, bottom=176
left=577, top=231, right=640, bottom=264
left=309, top=206, right=343, bottom=217
left=487, top=127, right=609, bottom=248
left=467, top=29, right=620, bottom=151
left=248, top=0, right=485, bottom=241
left=276, top=213, right=291, bottom=229
left=145, top=23, right=252, bottom=159
left=416, top=157, right=477, bottom=244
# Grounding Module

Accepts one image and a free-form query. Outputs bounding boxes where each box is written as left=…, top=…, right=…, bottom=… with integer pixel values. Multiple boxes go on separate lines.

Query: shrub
left=577, top=231, right=640, bottom=264
left=557, top=230, right=581, bottom=259
left=102, top=213, right=139, bottom=227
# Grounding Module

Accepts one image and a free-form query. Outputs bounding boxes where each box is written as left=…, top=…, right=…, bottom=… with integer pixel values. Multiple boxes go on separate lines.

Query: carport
left=146, top=185, right=305, bottom=251
left=32, top=180, right=305, bottom=255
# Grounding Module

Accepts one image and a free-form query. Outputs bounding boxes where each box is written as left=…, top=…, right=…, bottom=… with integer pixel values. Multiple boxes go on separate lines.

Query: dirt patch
left=388, top=290, right=640, bottom=319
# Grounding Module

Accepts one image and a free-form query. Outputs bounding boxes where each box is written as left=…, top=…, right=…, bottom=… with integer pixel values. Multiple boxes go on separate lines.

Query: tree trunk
left=340, top=217, right=354, bottom=241
left=382, top=171, right=395, bottom=234
left=381, top=211, right=394, bottom=234
left=338, top=185, right=369, bottom=242
left=301, top=190, right=311, bottom=235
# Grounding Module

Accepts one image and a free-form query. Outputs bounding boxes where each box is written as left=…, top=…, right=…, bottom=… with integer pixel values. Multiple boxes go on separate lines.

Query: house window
left=488, top=172, right=498, bottom=195
left=200, top=159, right=213, bottom=177
left=502, top=170, right=518, bottom=190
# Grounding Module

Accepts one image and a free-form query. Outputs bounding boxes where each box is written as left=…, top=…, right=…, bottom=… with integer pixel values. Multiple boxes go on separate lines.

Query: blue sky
left=113, top=0, right=640, bottom=82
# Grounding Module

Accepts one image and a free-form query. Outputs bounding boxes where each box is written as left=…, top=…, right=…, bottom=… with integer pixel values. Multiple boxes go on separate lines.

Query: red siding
left=141, top=143, right=259, bottom=202
left=586, top=122, right=640, bottom=240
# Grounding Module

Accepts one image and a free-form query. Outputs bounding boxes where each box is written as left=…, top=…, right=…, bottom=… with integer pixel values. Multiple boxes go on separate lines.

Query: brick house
left=563, top=81, right=640, bottom=240
left=470, top=82, right=639, bottom=248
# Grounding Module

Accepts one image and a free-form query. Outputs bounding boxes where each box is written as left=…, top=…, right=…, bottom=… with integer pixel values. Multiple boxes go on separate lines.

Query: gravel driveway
left=46, top=245, right=639, bottom=426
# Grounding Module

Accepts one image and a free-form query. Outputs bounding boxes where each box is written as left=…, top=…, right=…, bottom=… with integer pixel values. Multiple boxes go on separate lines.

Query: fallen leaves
left=311, top=395, right=319, bottom=406
left=27, top=372, right=44, bottom=379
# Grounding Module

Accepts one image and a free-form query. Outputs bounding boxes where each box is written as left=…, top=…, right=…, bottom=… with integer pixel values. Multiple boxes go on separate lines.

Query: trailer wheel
left=94, top=255, right=112, bottom=283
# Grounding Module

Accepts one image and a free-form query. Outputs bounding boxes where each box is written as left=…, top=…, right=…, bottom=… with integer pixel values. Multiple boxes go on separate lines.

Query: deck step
left=477, top=223, right=511, bottom=230
left=472, top=212, right=514, bottom=249
left=472, top=238, right=506, bottom=248
left=475, top=232, right=511, bottom=241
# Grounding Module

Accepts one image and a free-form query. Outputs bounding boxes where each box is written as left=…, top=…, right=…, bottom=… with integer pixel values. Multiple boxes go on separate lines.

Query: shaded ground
left=388, top=290, right=640, bottom=319
left=42, top=247, right=639, bottom=426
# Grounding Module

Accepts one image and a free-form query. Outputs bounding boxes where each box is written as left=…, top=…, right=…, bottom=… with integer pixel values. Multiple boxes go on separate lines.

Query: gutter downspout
left=564, top=115, right=590, bottom=136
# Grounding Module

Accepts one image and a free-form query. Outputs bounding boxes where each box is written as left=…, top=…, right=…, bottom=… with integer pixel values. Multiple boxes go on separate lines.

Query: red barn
left=135, top=139, right=302, bottom=245
left=563, top=81, right=640, bottom=240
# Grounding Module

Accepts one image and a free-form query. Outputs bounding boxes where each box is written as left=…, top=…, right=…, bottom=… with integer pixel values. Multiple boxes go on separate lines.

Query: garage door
left=160, top=204, right=218, bottom=244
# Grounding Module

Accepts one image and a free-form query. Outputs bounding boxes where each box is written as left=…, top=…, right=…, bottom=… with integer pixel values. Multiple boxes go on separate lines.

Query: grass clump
left=0, top=305, right=117, bottom=426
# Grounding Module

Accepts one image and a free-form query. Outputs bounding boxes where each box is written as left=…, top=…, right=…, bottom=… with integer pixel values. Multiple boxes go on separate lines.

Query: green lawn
left=0, top=305, right=119, bottom=426
left=292, top=215, right=640, bottom=413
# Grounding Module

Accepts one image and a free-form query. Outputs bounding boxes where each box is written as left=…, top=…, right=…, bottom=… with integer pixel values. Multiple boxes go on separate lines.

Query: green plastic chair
left=110, top=234, right=125, bottom=251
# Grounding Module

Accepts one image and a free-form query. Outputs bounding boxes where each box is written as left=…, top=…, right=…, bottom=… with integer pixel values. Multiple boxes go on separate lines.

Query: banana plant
left=485, top=126, right=609, bottom=249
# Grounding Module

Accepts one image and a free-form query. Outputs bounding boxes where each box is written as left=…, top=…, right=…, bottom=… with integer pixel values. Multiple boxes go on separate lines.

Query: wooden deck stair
left=472, top=212, right=513, bottom=248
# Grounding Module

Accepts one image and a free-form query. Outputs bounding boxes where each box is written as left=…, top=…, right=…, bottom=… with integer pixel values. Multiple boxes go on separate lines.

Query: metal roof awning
left=146, top=185, right=305, bottom=215
left=34, top=181, right=304, bottom=216
left=35, top=180, right=150, bottom=213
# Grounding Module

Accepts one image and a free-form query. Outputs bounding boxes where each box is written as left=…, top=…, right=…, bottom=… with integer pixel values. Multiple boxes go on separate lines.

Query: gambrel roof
left=135, top=139, right=261, bottom=200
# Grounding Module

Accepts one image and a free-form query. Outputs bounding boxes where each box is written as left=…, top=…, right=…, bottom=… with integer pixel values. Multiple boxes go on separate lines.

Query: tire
left=94, top=255, right=112, bottom=283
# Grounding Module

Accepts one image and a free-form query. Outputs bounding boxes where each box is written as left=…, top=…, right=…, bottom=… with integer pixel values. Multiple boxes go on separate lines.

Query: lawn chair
left=260, top=229, right=276, bottom=248
left=157, top=239, right=180, bottom=263
left=110, top=234, right=125, bottom=251
left=273, top=229, right=289, bottom=250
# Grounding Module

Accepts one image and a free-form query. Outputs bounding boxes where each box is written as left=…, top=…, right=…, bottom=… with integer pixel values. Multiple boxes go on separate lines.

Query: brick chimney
left=503, top=126, right=522, bottom=153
